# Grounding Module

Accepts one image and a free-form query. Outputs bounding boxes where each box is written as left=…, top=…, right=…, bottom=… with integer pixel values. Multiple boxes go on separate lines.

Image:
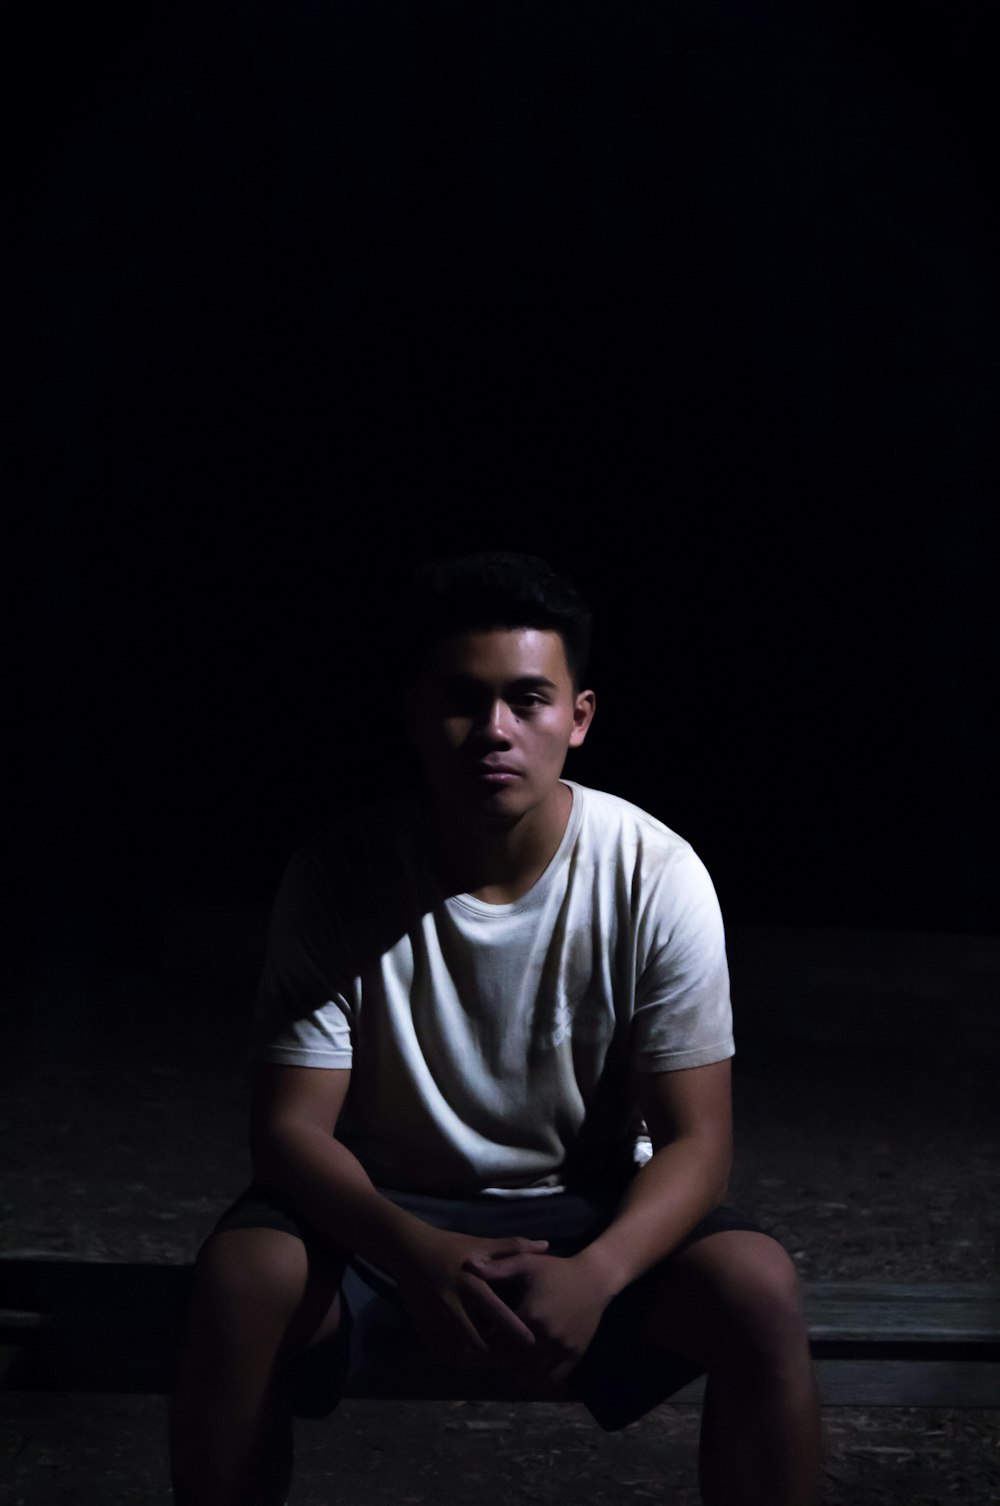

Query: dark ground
left=2, top=901, right=999, bottom=1505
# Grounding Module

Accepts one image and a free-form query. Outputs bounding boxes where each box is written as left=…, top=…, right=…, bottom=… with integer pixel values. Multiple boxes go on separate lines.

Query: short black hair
left=401, top=551, right=593, bottom=688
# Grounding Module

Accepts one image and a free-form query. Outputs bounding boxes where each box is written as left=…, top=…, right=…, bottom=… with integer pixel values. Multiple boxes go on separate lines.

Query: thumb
left=464, top=1252, right=536, bottom=1277
left=481, top=1238, right=549, bottom=1260
left=465, top=1238, right=547, bottom=1272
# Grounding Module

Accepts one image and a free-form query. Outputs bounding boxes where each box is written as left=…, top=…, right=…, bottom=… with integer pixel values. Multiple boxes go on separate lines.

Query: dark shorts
left=211, top=1183, right=767, bottom=1431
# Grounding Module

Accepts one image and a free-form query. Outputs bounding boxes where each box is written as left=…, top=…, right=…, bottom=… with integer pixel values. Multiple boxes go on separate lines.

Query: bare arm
left=250, top=1062, right=546, bottom=1365
left=575, top=1057, right=733, bottom=1295
left=465, top=1058, right=733, bottom=1378
left=250, top=1062, right=433, bottom=1276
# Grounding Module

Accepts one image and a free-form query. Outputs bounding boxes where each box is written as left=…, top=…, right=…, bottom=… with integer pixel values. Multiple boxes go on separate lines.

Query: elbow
left=249, top=1132, right=282, bottom=1196
left=249, top=1115, right=297, bottom=1192
left=250, top=1111, right=337, bottom=1201
left=714, top=1139, right=734, bottom=1205
left=697, top=1134, right=732, bottom=1208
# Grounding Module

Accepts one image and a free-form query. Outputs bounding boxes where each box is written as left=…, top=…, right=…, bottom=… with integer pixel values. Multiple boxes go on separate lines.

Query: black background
left=10, top=2, right=996, bottom=979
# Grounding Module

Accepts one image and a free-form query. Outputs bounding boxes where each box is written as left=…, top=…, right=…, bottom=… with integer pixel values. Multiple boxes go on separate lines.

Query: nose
left=476, top=697, right=514, bottom=746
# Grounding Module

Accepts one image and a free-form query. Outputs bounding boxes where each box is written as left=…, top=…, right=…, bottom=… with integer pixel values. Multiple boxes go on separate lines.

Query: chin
left=471, top=793, right=525, bottom=821
left=464, top=786, right=534, bottom=824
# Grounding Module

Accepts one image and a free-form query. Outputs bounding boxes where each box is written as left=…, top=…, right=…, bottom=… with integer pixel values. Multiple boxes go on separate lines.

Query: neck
left=423, top=782, right=573, bottom=904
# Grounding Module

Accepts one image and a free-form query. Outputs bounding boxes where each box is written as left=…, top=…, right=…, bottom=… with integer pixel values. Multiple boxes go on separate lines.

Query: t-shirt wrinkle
left=256, top=782, right=734, bottom=1196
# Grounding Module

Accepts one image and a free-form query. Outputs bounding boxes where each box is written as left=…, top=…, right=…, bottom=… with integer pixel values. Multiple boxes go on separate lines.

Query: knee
left=715, top=1236, right=809, bottom=1373
left=663, top=1231, right=808, bottom=1376
left=191, top=1227, right=314, bottom=1333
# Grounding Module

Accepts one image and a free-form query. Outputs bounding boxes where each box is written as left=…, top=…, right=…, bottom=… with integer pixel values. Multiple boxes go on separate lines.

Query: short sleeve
left=253, top=846, right=355, bottom=1069
left=630, top=844, right=734, bottom=1072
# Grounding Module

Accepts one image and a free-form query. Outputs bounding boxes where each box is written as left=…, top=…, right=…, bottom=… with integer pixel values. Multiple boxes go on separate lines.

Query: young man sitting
left=170, top=551, right=821, bottom=1506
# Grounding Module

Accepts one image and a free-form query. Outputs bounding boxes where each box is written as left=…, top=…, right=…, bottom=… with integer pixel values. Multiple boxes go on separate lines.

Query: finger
left=504, top=1333, right=577, bottom=1390
left=430, top=1298, right=493, bottom=1367
left=466, top=1239, right=548, bottom=1269
left=547, top=1354, right=582, bottom=1388
left=474, top=1238, right=549, bottom=1261
left=532, top=1358, right=578, bottom=1392
left=461, top=1276, right=537, bottom=1347
left=404, top=1288, right=492, bottom=1368
left=445, top=1287, right=534, bottom=1367
left=518, top=1334, right=580, bottom=1386
left=463, top=1252, right=536, bottom=1277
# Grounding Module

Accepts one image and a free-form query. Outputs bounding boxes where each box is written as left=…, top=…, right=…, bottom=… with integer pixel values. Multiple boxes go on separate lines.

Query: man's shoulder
left=271, top=795, right=431, bottom=972
left=281, top=794, right=429, bottom=921
left=569, top=783, right=719, bottom=918
left=570, top=782, right=696, bottom=861
left=294, top=794, right=424, bottom=869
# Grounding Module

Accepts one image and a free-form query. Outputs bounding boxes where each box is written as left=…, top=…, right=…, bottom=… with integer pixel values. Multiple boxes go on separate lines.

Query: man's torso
left=255, top=782, right=734, bottom=1195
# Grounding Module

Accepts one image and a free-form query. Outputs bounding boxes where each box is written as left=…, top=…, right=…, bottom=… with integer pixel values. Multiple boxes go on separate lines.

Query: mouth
left=474, top=764, right=523, bottom=783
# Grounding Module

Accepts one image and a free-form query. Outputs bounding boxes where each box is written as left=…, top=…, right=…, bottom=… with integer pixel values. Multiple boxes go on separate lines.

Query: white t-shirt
left=256, top=782, right=734, bottom=1196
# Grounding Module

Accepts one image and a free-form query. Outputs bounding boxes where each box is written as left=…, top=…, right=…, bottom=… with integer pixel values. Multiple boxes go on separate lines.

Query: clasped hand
left=395, top=1229, right=609, bottom=1383
left=463, top=1246, right=611, bottom=1387
left=394, top=1228, right=547, bottom=1370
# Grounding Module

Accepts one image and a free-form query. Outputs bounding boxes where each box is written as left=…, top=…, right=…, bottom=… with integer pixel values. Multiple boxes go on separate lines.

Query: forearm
left=251, top=1118, right=439, bottom=1279
left=252, top=1114, right=548, bottom=1366
left=462, top=1133, right=730, bottom=1382
left=573, top=1133, right=731, bottom=1299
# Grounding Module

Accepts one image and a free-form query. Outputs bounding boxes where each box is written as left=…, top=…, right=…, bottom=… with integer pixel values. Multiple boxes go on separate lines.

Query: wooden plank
left=804, top=1283, right=1000, bottom=1346
left=4, top=1349, right=998, bottom=1407
left=814, top=1359, right=1000, bottom=1408
left=3, top=1261, right=1000, bottom=1406
left=345, top=1362, right=1000, bottom=1408
left=4, top=1262, right=997, bottom=1340
left=671, top=1361, right=1000, bottom=1408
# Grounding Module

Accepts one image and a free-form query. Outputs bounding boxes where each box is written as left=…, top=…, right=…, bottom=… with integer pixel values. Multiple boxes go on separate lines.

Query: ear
left=569, top=689, right=596, bottom=748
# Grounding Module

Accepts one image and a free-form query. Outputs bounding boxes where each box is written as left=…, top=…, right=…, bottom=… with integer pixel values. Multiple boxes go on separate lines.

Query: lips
left=474, top=763, right=522, bottom=780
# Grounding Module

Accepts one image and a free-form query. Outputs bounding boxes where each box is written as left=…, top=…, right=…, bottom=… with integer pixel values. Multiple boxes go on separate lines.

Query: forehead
left=420, top=627, right=572, bottom=687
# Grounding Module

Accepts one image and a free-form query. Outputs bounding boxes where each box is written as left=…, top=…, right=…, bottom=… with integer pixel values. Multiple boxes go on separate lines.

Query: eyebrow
left=438, top=673, right=558, bottom=692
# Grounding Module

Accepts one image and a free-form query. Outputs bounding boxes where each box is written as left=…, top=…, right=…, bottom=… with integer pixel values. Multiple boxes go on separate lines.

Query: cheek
left=533, top=723, right=571, bottom=760
left=441, top=717, right=473, bottom=748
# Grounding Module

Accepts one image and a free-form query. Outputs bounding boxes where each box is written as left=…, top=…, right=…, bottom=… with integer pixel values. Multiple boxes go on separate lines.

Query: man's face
left=405, top=628, right=596, bottom=825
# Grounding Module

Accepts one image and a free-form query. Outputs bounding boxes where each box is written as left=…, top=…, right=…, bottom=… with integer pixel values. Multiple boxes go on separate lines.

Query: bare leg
left=170, top=1227, right=344, bottom=1506
left=643, top=1231, right=821, bottom=1506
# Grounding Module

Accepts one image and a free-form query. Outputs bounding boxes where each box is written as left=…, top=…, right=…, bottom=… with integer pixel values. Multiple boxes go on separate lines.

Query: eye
left=439, top=687, right=482, bottom=716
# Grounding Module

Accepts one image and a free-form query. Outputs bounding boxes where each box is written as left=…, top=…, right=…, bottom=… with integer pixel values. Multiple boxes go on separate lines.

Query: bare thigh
left=640, top=1230, right=810, bottom=1372
left=186, top=1226, right=347, bottom=1365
